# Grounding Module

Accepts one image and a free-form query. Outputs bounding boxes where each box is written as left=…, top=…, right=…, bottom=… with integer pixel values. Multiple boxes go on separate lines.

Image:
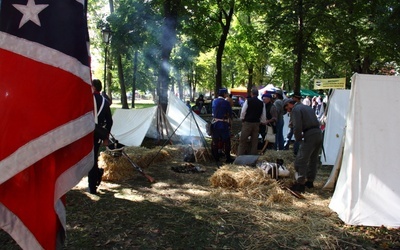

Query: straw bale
left=99, top=146, right=173, bottom=181
left=259, top=150, right=296, bottom=165
left=99, top=152, right=134, bottom=181
left=210, top=170, right=238, bottom=189
left=209, top=165, right=294, bottom=204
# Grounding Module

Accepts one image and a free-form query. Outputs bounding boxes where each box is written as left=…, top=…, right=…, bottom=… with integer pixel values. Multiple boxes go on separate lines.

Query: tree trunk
left=117, top=54, right=129, bottom=109
left=131, top=50, right=138, bottom=108
left=106, top=0, right=114, bottom=100
left=191, top=68, right=196, bottom=102
left=247, top=64, right=254, bottom=94
left=159, top=0, right=181, bottom=112
left=214, top=0, right=234, bottom=97
left=176, top=70, right=183, bottom=101
left=106, top=62, right=112, bottom=98
left=293, top=0, right=304, bottom=94
left=230, top=71, right=235, bottom=88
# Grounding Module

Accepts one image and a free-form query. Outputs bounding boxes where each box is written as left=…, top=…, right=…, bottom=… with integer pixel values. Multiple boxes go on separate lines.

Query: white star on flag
left=13, top=0, right=49, bottom=28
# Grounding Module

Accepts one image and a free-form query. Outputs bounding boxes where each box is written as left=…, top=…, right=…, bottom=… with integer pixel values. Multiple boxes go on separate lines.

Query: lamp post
left=101, top=24, right=111, bottom=93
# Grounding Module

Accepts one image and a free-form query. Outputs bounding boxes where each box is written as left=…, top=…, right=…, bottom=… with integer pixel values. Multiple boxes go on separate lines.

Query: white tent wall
left=321, top=89, right=350, bottom=165
left=146, top=106, right=181, bottom=142
left=111, top=107, right=157, bottom=146
left=329, top=74, right=400, bottom=228
left=166, top=92, right=208, bottom=138
left=111, top=93, right=208, bottom=147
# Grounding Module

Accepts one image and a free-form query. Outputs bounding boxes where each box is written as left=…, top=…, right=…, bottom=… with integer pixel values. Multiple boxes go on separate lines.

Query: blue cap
left=262, top=93, right=272, bottom=99
left=218, top=88, right=228, bottom=96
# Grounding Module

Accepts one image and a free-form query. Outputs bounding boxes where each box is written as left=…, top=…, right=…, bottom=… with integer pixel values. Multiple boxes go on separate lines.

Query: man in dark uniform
left=283, top=98, right=322, bottom=193
left=237, top=88, right=266, bottom=155
left=90, top=79, right=113, bottom=194
left=211, top=88, right=234, bottom=164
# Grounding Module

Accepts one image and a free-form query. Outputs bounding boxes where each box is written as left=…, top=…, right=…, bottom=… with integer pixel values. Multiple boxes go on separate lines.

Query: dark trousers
left=211, top=128, right=232, bottom=161
left=275, top=119, right=285, bottom=150
left=294, top=131, right=323, bottom=184
left=88, top=139, right=102, bottom=192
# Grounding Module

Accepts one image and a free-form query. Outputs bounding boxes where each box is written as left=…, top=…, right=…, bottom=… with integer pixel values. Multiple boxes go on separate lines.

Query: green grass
left=110, top=101, right=156, bottom=114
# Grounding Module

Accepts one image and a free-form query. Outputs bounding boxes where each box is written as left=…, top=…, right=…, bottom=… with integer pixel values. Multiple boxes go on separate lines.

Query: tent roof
left=230, top=86, right=248, bottom=97
left=288, top=89, right=321, bottom=97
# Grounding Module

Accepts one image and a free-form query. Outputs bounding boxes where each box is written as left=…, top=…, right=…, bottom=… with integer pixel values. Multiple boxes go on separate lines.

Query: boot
left=290, top=183, right=305, bottom=193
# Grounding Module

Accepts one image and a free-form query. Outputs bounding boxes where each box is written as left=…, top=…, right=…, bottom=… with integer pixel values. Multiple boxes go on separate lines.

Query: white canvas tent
left=329, top=74, right=400, bottom=228
left=166, top=92, right=208, bottom=138
left=111, top=92, right=208, bottom=147
left=258, top=84, right=283, bottom=99
left=321, top=89, right=350, bottom=165
left=111, top=106, right=179, bottom=146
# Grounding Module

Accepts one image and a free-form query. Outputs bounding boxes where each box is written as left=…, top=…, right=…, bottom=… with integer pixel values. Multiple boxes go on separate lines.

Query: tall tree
left=108, top=0, right=160, bottom=108
left=158, top=0, right=181, bottom=112
left=319, top=0, right=400, bottom=76
left=214, top=0, right=235, bottom=96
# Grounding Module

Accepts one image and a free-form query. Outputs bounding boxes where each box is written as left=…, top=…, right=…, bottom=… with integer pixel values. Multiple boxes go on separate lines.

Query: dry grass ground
left=1, top=142, right=399, bottom=249
left=1, top=115, right=400, bottom=249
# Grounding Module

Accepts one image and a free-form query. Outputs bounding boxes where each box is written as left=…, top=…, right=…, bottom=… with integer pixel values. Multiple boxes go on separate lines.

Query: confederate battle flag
left=0, top=0, right=94, bottom=249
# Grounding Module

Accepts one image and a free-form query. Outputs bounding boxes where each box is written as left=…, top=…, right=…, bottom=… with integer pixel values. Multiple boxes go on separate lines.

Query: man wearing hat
left=237, top=88, right=267, bottom=155
left=211, top=88, right=235, bottom=164
left=283, top=98, right=322, bottom=193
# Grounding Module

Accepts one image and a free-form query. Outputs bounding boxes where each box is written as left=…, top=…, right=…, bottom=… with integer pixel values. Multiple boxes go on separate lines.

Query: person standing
left=259, top=93, right=277, bottom=147
left=238, top=96, right=245, bottom=107
left=237, top=88, right=267, bottom=155
left=273, top=89, right=285, bottom=150
left=284, top=92, right=302, bottom=154
left=211, top=88, right=234, bottom=164
left=283, top=98, right=323, bottom=193
left=225, top=93, right=234, bottom=107
left=195, top=94, right=205, bottom=111
left=90, top=79, right=113, bottom=194
left=302, top=95, right=311, bottom=106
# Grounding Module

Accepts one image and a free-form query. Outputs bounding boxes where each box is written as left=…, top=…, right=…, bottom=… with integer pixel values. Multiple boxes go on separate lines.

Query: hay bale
left=259, top=150, right=296, bottom=165
left=99, top=152, right=134, bottom=181
left=99, top=146, right=172, bottom=181
left=210, top=168, right=238, bottom=189
left=209, top=165, right=294, bottom=204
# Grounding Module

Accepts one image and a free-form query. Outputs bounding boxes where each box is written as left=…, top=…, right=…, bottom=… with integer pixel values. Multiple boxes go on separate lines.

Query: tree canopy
left=88, top=0, right=400, bottom=107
